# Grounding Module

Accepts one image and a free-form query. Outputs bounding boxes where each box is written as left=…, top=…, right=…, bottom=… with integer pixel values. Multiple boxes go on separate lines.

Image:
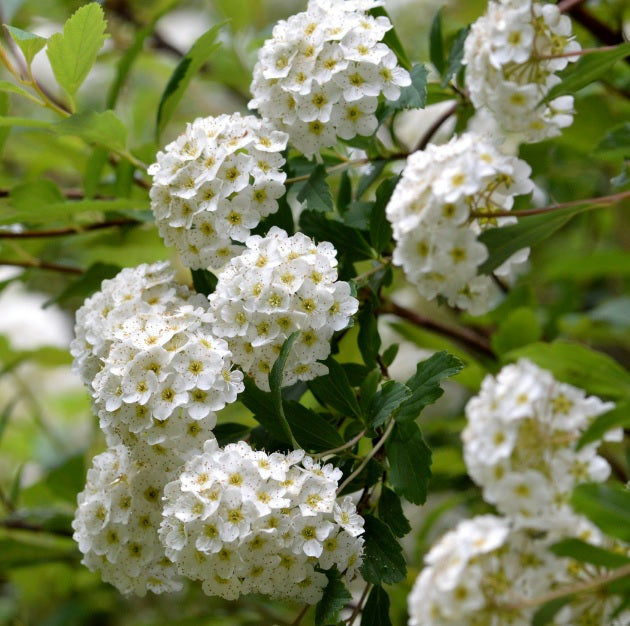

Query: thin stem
left=354, top=261, right=388, bottom=285
left=312, top=429, right=366, bottom=459
left=413, top=101, right=459, bottom=152
left=0, top=218, right=138, bottom=239
left=337, top=418, right=396, bottom=494
left=345, top=582, right=372, bottom=624
left=471, top=189, right=630, bottom=219
left=503, top=562, right=630, bottom=610
left=0, top=517, right=74, bottom=537
left=290, top=604, right=310, bottom=626
left=26, top=65, right=72, bottom=117
left=0, top=259, right=83, bottom=275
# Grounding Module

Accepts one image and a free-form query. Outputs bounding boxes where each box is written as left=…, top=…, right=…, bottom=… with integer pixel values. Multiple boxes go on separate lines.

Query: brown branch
left=413, top=101, right=459, bottom=152
left=557, top=0, right=586, bottom=12
left=565, top=6, right=626, bottom=49
left=380, top=300, right=495, bottom=358
left=0, top=218, right=139, bottom=239
left=0, top=259, right=83, bottom=275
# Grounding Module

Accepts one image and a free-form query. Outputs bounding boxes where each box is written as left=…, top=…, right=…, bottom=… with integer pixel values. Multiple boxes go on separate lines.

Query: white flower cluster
left=385, top=133, right=533, bottom=314
left=408, top=514, right=630, bottom=626
left=71, top=262, right=243, bottom=455
left=72, top=445, right=182, bottom=596
left=463, top=0, right=580, bottom=143
left=463, top=359, right=618, bottom=526
left=248, top=0, right=411, bottom=158
left=160, top=439, right=364, bottom=603
left=148, top=113, right=289, bottom=269
left=208, top=227, right=358, bottom=390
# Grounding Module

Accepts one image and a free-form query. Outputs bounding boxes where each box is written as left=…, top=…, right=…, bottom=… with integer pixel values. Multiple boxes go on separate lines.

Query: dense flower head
left=159, top=439, right=364, bottom=603
left=463, top=0, right=581, bottom=142
left=248, top=0, right=411, bottom=158
left=148, top=113, right=289, bottom=269
left=408, top=514, right=630, bottom=626
left=71, top=261, right=243, bottom=450
left=385, top=133, right=533, bottom=314
left=207, top=227, right=358, bottom=390
left=72, top=445, right=182, bottom=596
left=463, top=359, right=618, bottom=526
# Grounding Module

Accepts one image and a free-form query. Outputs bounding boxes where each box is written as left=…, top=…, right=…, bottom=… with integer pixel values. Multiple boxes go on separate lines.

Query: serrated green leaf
left=369, top=177, right=397, bottom=254
left=478, top=205, right=594, bottom=275
left=550, top=538, right=630, bottom=568
left=545, top=42, right=630, bottom=103
left=5, top=25, right=46, bottom=66
left=45, top=262, right=121, bottom=308
left=578, top=402, right=630, bottom=449
left=571, top=483, right=630, bottom=543
left=382, top=64, right=428, bottom=118
left=156, top=22, right=225, bottom=138
left=368, top=381, right=411, bottom=428
left=54, top=110, right=127, bottom=153
left=370, top=7, right=411, bottom=71
left=396, top=351, right=464, bottom=423
left=532, top=595, right=576, bottom=626
left=46, top=3, right=108, bottom=98
left=297, top=164, right=333, bottom=212
left=491, top=307, right=542, bottom=355
left=361, top=586, right=391, bottom=626
left=269, top=332, right=299, bottom=447
left=378, top=486, right=411, bottom=538
left=358, top=303, right=380, bottom=369
left=315, top=569, right=352, bottom=626
left=284, top=401, right=344, bottom=452
left=308, top=359, right=363, bottom=420
left=442, top=26, right=470, bottom=87
left=386, top=422, right=432, bottom=504
left=191, top=268, right=217, bottom=296
left=505, top=340, right=630, bottom=399
left=429, top=7, right=445, bottom=75
left=360, top=514, right=406, bottom=584
left=214, top=422, right=251, bottom=446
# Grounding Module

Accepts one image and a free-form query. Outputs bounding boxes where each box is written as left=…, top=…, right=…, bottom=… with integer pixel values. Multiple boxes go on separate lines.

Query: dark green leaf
left=358, top=303, right=381, bottom=369
left=369, top=7, right=411, bottom=71
left=191, top=268, right=218, bottom=296
left=337, top=170, right=352, bottom=212
left=357, top=160, right=386, bottom=198
left=269, top=332, right=299, bottom=447
left=54, top=110, right=127, bottom=153
left=532, top=595, right=576, bottom=626
left=156, top=22, right=225, bottom=138
left=596, top=122, right=630, bottom=158
left=239, top=375, right=276, bottom=417
left=284, top=401, right=344, bottom=452
left=396, top=351, right=464, bottom=423
left=491, top=307, right=542, bottom=355
left=378, top=486, right=411, bottom=538
left=429, top=7, right=445, bottom=75
left=442, top=26, right=470, bottom=87
left=45, top=454, right=85, bottom=503
left=360, top=514, right=406, bottom=584
left=506, top=340, right=630, bottom=399
left=571, top=483, right=630, bottom=543
left=339, top=458, right=384, bottom=495
left=368, top=381, right=411, bottom=428
left=0, top=537, right=77, bottom=568
left=308, top=359, right=363, bottom=420
left=315, top=569, right=352, bottom=626
left=545, top=42, right=630, bottom=103
left=382, top=64, right=428, bottom=117
left=578, top=402, right=630, bottom=448
left=214, top=422, right=251, bottom=446
left=382, top=344, right=399, bottom=367
left=46, top=262, right=120, bottom=307
left=550, top=538, right=630, bottom=568
left=361, top=586, right=392, bottom=626
left=46, top=3, right=108, bottom=97
left=297, top=164, right=333, bottom=212
left=5, top=25, right=46, bottom=66
left=386, top=422, right=431, bottom=504
left=359, top=368, right=381, bottom=415
left=370, top=177, right=397, bottom=253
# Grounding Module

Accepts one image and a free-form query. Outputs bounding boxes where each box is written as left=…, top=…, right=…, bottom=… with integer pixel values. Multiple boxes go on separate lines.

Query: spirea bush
left=1, top=0, right=630, bottom=624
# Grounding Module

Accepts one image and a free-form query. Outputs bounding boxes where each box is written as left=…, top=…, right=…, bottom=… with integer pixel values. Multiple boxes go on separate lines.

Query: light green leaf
left=571, top=483, right=630, bottom=543
left=4, top=25, right=46, bottom=66
left=0, top=116, right=51, bottom=129
left=46, top=3, right=108, bottom=97
left=545, top=42, right=630, bottom=103
left=0, top=79, right=36, bottom=100
left=596, top=122, right=630, bottom=158
left=361, top=586, right=392, bottom=626
left=505, top=340, right=630, bottom=399
left=386, top=422, right=432, bottom=504
left=360, top=514, right=407, bottom=585
left=10, top=179, right=64, bottom=211
left=53, top=110, right=127, bottom=153
left=492, top=307, right=542, bottom=355
left=296, top=164, right=333, bottom=212
left=315, top=569, right=352, bottom=626
left=156, top=22, right=225, bottom=138
left=578, top=402, right=630, bottom=448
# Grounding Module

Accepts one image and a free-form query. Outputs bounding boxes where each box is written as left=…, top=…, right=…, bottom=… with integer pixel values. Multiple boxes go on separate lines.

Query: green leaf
left=357, top=303, right=381, bottom=369
left=491, top=307, right=542, bottom=355
left=396, top=351, right=464, bottom=423
left=386, top=422, right=432, bottom=504
left=505, top=340, right=630, bottom=399
left=545, top=42, right=630, bottom=103
left=269, top=332, right=300, bottom=447
left=368, top=381, right=411, bottom=428
left=10, top=179, right=64, bottom=211
left=315, top=569, right=352, bottom=626
left=308, top=359, right=363, bottom=420
left=0, top=116, right=51, bottom=129
left=369, top=177, right=396, bottom=254
left=0, top=537, right=77, bottom=568
left=191, top=268, right=218, bottom=296
left=300, top=210, right=374, bottom=262
left=571, top=483, right=630, bottom=543
left=532, top=596, right=576, bottom=626
left=284, top=401, right=344, bottom=452
left=596, top=122, right=630, bottom=158
left=360, top=514, right=406, bottom=584
left=45, top=454, right=85, bottom=503
left=550, top=538, right=630, bottom=569
left=369, top=7, right=411, bottom=71
left=382, top=64, right=428, bottom=117
left=156, top=22, right=225, bottom=138
left=46, top=3, right=108, bottom=98
left=442, top=26, right=470, bottom=87
left=214, top=422, right=251, bottom=446
left=378, top=486, right=411, bottom=538
left=297, top=164, right=333, bottom=212
left=5, top=25, right=46, bottom=66
left=429, top=7, right=445, bottom=75
left=359, top=368, right=381, bottom=415
left=239, top=376, right=276, bottom=417
left=54, top=110, right=127, bottom=153
left=0, top=92, right=9, bottom=156
left=0, top=79, right=36, bottom=100
left=478, top=205, right=595, bottom=275
left=382, top=343, right=399, bottom=367
left=578, top=401, right=630, bottom=448
left=45, top=262, right=121, bottom=307
left=361, top=586, right=392, bottom=626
